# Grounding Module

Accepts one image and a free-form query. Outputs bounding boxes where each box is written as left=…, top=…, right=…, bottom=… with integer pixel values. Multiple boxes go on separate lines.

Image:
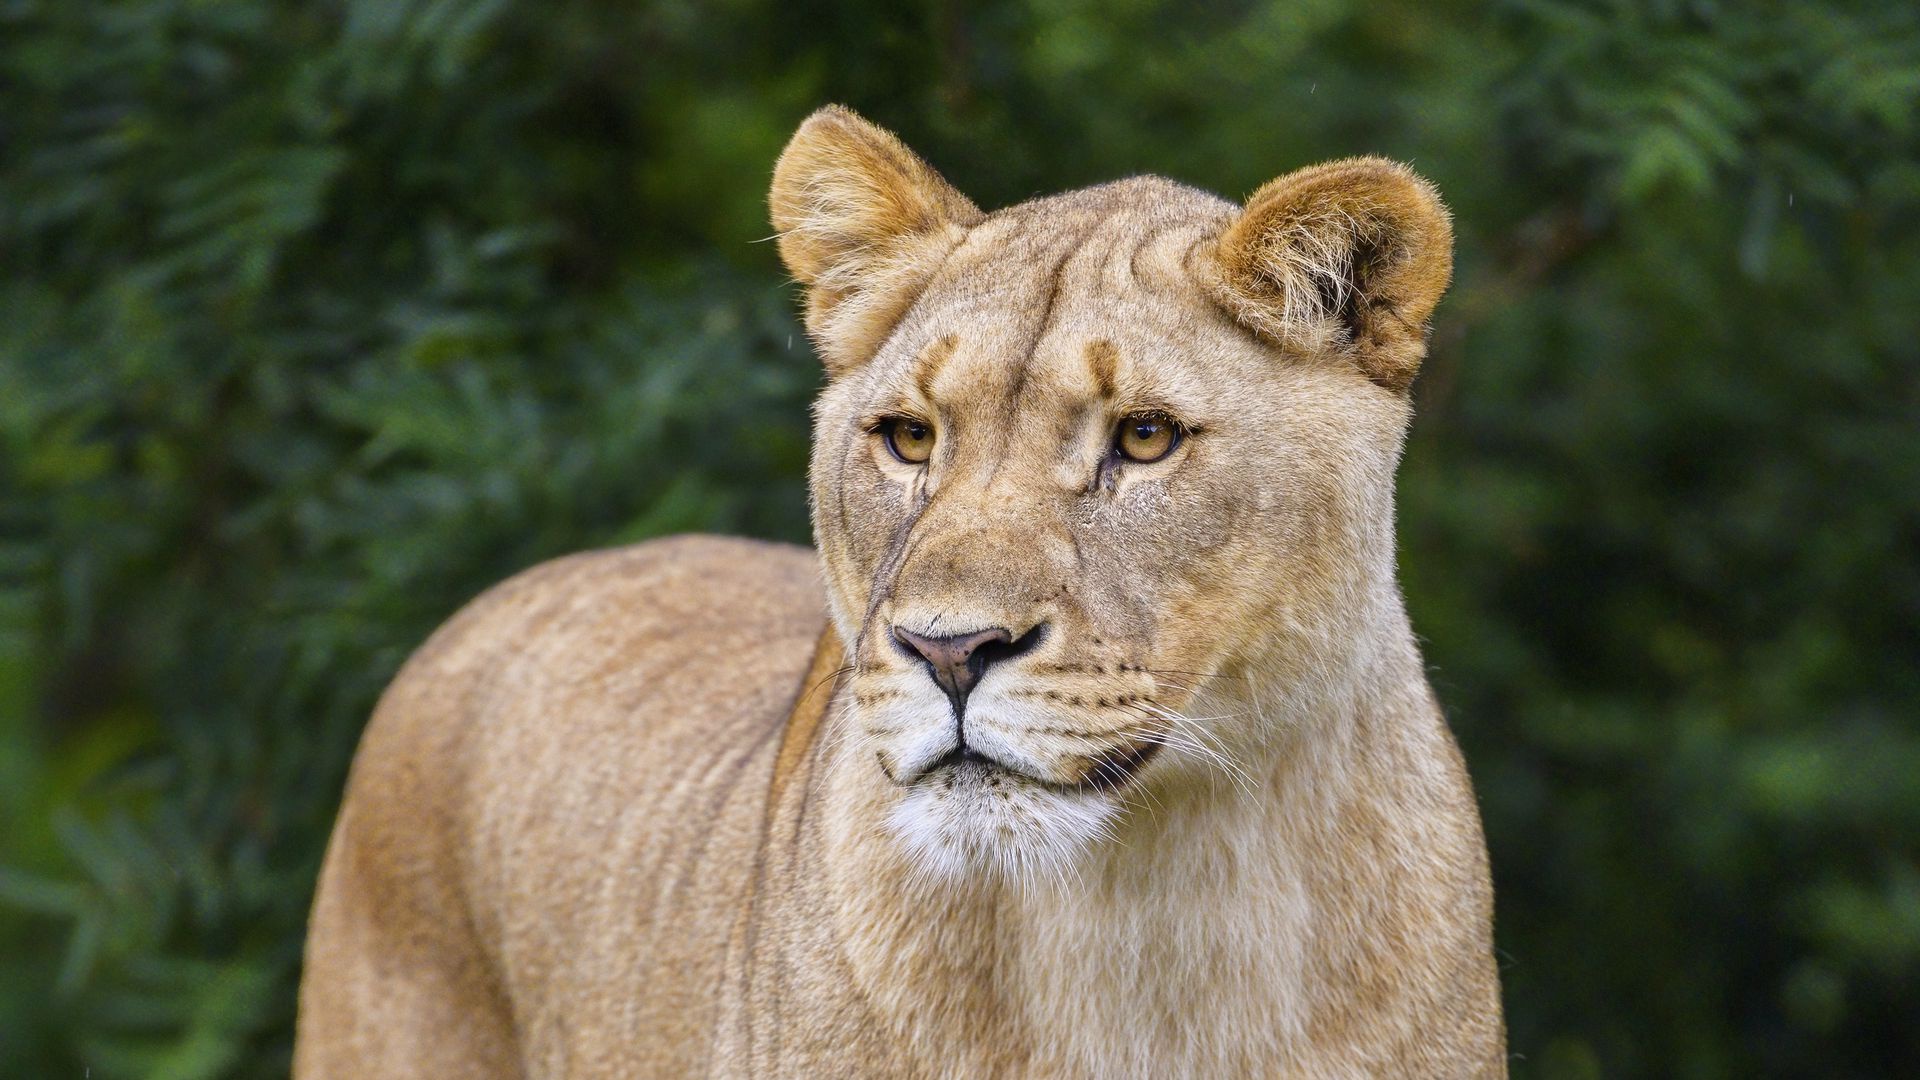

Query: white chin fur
left=883, top=762, right=1119, bottom=886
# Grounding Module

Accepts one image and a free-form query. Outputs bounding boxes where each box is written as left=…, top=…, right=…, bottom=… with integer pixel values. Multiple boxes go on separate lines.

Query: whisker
left=1144, top=667, right=1247, bottom=683
left=801, top=663, right=857, bottom=706
left=1154, top=734, right=1257, bottom=800
left=1122, top=703, right=1260, bottom=799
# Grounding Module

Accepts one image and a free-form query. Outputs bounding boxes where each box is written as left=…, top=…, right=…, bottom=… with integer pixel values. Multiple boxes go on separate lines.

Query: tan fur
left=296, top=106, right=1504, bottom=1077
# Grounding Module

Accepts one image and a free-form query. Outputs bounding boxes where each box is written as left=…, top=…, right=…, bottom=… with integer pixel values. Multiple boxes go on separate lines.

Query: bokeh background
left=3, top=0, right=1917, bottom=1075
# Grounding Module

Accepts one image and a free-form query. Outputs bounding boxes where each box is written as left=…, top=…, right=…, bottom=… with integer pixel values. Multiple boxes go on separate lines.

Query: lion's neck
left=793, top=612, right=1475, bottom=1075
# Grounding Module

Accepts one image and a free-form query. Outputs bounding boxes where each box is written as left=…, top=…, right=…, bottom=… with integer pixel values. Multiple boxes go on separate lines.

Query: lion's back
left=298, top=535, right=825, bottom=1077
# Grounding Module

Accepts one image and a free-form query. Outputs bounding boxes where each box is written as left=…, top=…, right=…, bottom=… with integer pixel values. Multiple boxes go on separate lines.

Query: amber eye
left=881, top=417, right=936, bottom=464
left=1114, top=415, right=1180, bottom=463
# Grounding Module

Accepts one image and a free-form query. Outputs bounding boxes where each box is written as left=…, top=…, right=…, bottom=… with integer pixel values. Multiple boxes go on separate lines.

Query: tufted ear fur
left=1207, top=157, right=1453, bottom=392
left=770, top=106, right=983, bottom=375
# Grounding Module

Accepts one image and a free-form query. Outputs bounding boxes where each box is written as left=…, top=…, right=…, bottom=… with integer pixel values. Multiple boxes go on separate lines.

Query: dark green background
left=3, top=1, right=1917, bottom=1076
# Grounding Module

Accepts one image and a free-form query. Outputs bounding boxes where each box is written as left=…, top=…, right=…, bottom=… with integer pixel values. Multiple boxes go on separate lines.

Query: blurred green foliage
left=2, top=0, right=1916, bottom=1076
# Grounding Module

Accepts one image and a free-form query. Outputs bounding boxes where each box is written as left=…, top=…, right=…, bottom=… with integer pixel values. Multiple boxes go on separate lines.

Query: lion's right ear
left=770, top=106, right=982, bottom=375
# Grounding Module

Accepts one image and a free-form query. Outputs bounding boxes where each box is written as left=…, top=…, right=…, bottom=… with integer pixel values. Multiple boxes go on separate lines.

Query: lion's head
left=770, top=106, right=1451, bottom=882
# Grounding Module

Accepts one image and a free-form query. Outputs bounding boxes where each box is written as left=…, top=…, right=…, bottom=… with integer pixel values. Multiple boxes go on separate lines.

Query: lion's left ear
left=1207, top=158, right=1452, bottom=392
left=770, top=106, right=983, bottom=375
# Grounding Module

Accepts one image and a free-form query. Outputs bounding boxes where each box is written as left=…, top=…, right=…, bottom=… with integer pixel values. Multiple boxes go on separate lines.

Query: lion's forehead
left=870, top=208, right=1258, bottom=425
left=821, top=198, right=1290, bottom=515
left=921, top=193, right=1230, bottom=330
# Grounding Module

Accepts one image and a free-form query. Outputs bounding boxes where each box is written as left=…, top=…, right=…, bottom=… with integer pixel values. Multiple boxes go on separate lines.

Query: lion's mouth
left=914, top=738, right=1162, bottom=793
left=1078, top=736, right=1163, bottom=791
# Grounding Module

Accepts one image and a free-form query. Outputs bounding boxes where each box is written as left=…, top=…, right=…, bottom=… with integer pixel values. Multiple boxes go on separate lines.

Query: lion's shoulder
left=424, top=534, right=820, bottom=661
left=303, top=535, right=827, bottom=1072
left=329, top=536, right=822, bottom=911
left=362, top=534, right=826, bottom=794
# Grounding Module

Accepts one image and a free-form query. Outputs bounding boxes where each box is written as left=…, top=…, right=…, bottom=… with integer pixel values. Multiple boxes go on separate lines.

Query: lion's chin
left=882, top=759, right=1119, bottom=885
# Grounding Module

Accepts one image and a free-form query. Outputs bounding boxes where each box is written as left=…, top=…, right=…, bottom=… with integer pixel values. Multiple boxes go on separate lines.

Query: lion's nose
left=892, top=624, right=1042, bottom=712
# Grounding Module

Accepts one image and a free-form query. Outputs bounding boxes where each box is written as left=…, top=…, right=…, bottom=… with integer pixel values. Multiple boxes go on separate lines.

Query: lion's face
left=772, top=109, right=1451, bottom=881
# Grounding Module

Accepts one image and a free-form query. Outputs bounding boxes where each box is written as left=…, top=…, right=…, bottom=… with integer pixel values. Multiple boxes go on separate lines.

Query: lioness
left=295, top=106, right=1504, bottom=1077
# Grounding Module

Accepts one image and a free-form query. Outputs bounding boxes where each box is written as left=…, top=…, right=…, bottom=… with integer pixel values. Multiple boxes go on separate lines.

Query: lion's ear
left=1208, top=158, right=1452, bottom=392
left=770, top=106, right=982, bottom=375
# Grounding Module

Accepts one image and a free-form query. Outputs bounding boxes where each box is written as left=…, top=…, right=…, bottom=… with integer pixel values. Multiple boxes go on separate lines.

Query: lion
left=293, top=105, right=1505, bottom=1077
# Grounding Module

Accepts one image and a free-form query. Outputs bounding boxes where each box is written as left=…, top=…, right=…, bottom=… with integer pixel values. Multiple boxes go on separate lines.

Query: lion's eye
left=881, top=417, right=936, bottom=464
left=1114, top=415, right=1180, bottom=463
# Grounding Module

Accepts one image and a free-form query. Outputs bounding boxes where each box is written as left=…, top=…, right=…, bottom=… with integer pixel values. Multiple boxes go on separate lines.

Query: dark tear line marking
left=854, top=480, right=939, bottom=659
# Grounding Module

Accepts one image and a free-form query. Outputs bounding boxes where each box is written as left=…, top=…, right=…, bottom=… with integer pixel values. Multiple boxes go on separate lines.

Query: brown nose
left=892, top=625, right=1037, bottom=713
